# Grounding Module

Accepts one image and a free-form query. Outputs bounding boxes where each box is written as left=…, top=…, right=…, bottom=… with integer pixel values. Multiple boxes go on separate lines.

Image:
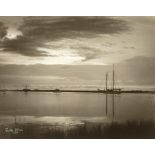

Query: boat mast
left=112, top=64, right=115, bottom=91
left=106, top=72, right=108, bottom=91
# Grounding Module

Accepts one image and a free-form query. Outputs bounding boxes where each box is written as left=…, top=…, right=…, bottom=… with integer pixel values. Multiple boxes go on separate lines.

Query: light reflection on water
left=0, top=92, right=155, bottom=125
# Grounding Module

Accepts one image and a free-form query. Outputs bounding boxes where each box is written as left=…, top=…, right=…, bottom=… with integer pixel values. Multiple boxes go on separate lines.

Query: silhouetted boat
left=2, top=89, right=6, bottom=94
left=53, top=88, right=61, bottom=93
left=22, top=85, right=31, bottom=92
left=105, top=64, right=122, bottom=94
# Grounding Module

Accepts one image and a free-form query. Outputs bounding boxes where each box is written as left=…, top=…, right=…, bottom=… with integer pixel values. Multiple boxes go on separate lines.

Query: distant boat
left=22, top=85, right=31, bottom=92
left=105, top=64, right=122, bottom=94
left=1, top=85, right=7, bottom=94
left=53, top=88, right=61, bottom=93
left=2, top=89, right=6, bottom=94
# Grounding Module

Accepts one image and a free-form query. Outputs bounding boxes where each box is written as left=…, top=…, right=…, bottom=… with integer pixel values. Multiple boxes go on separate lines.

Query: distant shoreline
left=1, top=89, right=155, bottom=94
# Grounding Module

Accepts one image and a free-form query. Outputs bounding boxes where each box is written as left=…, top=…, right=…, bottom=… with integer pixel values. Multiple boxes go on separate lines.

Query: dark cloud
left=0, top=17, right=129, bottom=57
left=0, top=22, right=7, bottom=39
left=77, top=46, right=99, bottom=61
left=1, top=36, right=48, bottom=57
left=20, top=17, right=128, bottom=40
left=71, top=46, right=111, bottom=61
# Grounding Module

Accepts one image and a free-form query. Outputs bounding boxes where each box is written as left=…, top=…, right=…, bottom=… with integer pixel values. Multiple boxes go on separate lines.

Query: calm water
left=0, top=92, right=155, bottom=125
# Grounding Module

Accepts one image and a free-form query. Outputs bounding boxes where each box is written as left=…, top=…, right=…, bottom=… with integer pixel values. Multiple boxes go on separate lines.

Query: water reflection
left=0, top=91, right=154, bottom=138
left=105, top=93, right=115, bottom=120
left=112, top=94, right=114, bottom=120
left=106, top=93, right=108, bottom=116
left=0, top=92, right=155, bottom=121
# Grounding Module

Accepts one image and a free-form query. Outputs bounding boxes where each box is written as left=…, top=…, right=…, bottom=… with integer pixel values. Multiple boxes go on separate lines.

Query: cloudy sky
left=0, top=16, right=155, bottom=88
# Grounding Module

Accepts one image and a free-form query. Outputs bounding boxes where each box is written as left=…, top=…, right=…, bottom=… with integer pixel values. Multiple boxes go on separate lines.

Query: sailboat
left=105, top=64, right=121, bottom=94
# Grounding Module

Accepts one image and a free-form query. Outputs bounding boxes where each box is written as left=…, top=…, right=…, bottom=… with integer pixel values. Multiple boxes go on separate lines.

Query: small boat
left=53, top=88, right=61, bottom=93
left=22, top=85, right=31, bottom=92
left=2, top=89, right=6, bottom=94
left=97, top=89, right=104, bottom=93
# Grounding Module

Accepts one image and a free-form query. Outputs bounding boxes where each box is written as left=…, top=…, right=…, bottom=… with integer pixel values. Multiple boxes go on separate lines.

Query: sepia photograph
left=0, top=16, right=155, bottom=139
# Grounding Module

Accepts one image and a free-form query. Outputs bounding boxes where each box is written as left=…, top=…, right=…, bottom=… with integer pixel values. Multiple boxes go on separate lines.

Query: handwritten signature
left=5, top=128, right=23, bottom=134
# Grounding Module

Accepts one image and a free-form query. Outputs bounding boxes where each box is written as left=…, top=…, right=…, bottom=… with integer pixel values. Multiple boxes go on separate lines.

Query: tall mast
left=112, top=64, right=115, bottom=91
left=106, top=72, right=108, bottom=91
